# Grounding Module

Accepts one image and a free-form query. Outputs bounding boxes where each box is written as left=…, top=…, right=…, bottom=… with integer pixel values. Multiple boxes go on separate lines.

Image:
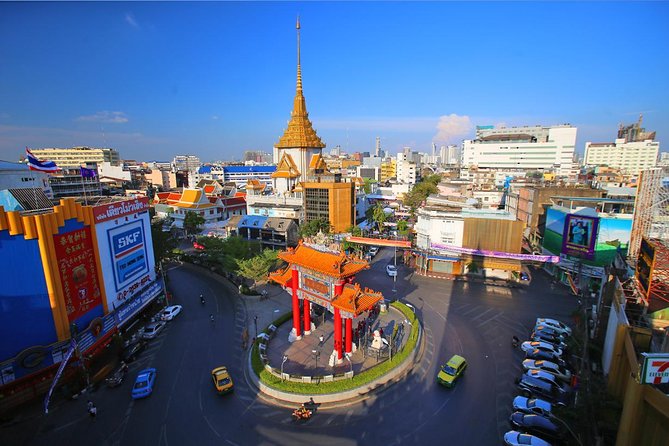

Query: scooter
left=105, top=363, right=129, bottom=388
left=200, top=295, right=205, bottom=305
left=292, top=407, right=312, bottom=421
left=511, top=336, right=520, bottom=348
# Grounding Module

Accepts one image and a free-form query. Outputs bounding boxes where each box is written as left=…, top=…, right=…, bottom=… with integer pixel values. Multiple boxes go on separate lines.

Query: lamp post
left=281, top=355, right=288, bottom=380
left=345, top=354, right=353, bottom=374
left=312, top=349, right=320, bottom=372
left=159, top=259, right=169, bottom=307
left=254, top=315, right=258, bottom=339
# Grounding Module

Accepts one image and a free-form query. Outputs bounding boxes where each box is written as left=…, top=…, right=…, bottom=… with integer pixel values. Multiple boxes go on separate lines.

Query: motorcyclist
left=512, top=336, right=520, bottom=347
left=200, top=294, right=205, bottom=304
left=210, top=314, right=215, bottom=323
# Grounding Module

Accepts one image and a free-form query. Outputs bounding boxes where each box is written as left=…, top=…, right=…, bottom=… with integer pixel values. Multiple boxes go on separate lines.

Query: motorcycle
left=511, top=336, right=520, bottom=348
left=105, top=363, right=129, bottom=388
left=200, top=295, right=205, bottom=305
left=292, top=406, right=312, bottom=421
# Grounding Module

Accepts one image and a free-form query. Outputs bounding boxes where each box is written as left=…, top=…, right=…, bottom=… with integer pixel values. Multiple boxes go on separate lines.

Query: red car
left=193, top=242, right=205, bottom=250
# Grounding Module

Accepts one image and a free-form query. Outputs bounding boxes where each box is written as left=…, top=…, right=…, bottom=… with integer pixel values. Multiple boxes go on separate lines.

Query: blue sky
left=1, top=1, right=668, bottom=163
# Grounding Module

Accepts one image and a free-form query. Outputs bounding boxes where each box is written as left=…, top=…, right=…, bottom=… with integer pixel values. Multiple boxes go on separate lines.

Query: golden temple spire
left=275, top=17, right=325, bottom=149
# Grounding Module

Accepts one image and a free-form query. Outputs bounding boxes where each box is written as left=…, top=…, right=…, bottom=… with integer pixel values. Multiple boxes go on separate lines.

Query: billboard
left=562, top=214, right=599, bottom=260
left=94, top=198, right=156, bottom=311
left=544, top=208, right=632, bottom=266
left=53, top=226, right=103, bottom=324
left=639, top=353, right=669, bottom=385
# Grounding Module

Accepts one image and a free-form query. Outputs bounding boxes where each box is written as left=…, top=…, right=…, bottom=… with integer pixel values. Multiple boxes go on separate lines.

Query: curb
left=244, top=309, right=423, bottom=406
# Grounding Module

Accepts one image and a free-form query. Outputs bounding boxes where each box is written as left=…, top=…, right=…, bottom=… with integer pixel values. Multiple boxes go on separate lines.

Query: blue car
left=132, top=368, right=156, bottom=399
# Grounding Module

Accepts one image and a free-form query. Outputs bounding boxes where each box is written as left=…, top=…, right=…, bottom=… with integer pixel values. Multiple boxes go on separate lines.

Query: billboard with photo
left=561, top=214, right=599, bottom=260
left=93, top=198, right=156, bottom=312
left=544, top=208, right=632, bottom=266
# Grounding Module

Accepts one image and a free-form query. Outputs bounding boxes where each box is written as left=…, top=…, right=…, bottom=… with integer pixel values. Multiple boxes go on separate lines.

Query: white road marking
left=470, top=307, right=496, bottom=321
left=324, top=414, right=337, bottom=425
left=461, top=305, right=483, bottom=317
left=203, top=415, right=221, bottom=438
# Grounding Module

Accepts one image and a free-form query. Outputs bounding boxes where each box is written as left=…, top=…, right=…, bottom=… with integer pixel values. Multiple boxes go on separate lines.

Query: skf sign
left=113, top=229, right=143, bottom=256
left=640, top=353, right=669, bottom=385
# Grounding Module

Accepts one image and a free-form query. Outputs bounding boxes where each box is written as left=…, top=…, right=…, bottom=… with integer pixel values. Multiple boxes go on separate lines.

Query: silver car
left=141, top=321, right=166, bottom=339
left=522, top=359, right=572, bottom=382
left=512, top=396, right=553, bottom=418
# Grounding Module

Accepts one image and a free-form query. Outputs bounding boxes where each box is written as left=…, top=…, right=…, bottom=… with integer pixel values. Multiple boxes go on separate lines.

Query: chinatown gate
left=269, top=242, right=383, bottom=364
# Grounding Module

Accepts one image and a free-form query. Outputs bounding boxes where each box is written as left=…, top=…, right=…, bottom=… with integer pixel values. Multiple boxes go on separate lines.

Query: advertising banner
left=640, top=353, right=669, bottom=385
left=561, top=214, right=599, bottom=260
left=93, top=197, right=150, bottom=223
left=54, top=226, right=103, bottom=323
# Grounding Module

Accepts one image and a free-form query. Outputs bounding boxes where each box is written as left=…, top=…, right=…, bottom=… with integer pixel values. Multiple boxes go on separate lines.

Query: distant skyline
left=1, top=1, right=668, bottom=163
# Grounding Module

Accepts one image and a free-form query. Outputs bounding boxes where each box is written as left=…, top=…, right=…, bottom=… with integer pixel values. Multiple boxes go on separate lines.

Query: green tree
left=236, top=249, right=279, bottom=286
left=150, top=219, right=176, bottom=264
left=397, top=219, right=408, bottom=235
left=363, top=178, right=377, bottom=194
left=345, top=225, right=362, bottom=237
left=371, top=202, right=388, bottom=232
left=299, top=218, right=332, bottom=238
left=403, top=174, right=441, bottom=211
left=183, top=211, right=205, bottom=236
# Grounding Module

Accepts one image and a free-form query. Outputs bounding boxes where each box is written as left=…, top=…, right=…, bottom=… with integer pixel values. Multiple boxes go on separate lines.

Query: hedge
left=252, top=301, right=420, bottom=394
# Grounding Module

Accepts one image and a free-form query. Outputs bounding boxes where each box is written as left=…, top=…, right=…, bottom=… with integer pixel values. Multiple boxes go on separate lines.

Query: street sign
left=639, top=353, right=669, bottom=385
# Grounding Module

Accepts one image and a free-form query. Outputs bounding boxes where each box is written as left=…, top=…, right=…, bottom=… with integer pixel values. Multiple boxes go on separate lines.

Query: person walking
left=318, top=334, right=324, bottom=347
left=87, top=401, right=97, bottom=420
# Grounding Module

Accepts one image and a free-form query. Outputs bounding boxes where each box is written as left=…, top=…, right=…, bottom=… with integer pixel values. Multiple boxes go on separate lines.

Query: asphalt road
left=4, top=249, right=578, bottom=446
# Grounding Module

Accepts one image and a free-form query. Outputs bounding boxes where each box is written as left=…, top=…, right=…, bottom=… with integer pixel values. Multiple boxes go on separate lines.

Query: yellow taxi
left=437, top=354, right=467, bottom=388
left=211, top=366, right=234, bottom=394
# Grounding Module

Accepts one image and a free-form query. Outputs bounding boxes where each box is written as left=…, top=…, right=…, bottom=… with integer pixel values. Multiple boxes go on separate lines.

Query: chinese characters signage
left=302, top=274, right=331, bottom=299
left=54, top=227, right=102, bottom=323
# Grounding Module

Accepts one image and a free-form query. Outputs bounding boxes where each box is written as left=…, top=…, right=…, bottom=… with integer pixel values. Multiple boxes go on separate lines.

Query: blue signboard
left=107, top=221, right=149, bottom=292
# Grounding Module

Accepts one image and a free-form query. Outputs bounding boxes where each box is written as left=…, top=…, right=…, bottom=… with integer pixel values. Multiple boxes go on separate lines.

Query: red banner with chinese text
left=54, top=226, right=103, bottom=323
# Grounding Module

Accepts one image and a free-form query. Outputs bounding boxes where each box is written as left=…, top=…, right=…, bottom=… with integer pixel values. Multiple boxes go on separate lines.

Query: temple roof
left=275, top=18, right=325, bottom=150
left=331, top=283, right=383, bottom=316
left=308, top=153, right=329, bottom=172
left=268, top=267, right=293, bottom=287
left=277, top=241, right=369, bottom=278
left=271, top=153, right=301, bottom=179
left=246, top=178, right=266, bottom=190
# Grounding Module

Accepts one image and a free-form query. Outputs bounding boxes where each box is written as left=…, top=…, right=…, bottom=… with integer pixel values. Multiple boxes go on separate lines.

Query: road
left=4, top=249, right=578, bottom=445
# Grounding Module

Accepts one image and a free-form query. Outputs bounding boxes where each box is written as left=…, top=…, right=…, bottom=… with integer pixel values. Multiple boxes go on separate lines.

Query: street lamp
left=345, top=353, right=353, bottom=374
left=281, top=355, right=288, bottom=380
left=312, top=349, right=320, bottom=371
left=254, top=315, right=258, bottom=338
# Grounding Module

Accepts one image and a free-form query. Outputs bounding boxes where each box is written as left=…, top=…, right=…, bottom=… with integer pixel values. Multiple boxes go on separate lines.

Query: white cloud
left=125, top=13, right=139, bottom=28
left=211, top=115, right=220, bottom=121
left=432, top=114, right=473, bottom=144
left=76, top=111, right=129, bottom=124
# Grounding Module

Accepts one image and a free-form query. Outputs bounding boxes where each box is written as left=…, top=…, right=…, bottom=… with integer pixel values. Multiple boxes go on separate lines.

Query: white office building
left=462, top=124, right=576, bottom=176
left=584, top=139, right=660, bottom=175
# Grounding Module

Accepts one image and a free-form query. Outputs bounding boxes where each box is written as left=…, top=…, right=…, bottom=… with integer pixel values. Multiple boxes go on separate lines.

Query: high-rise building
left=28, top=146, right=120, bottom=168
left=462, top=124, right=576, bottom=176
left=584, top=118, right=660, bottom=175
left=172, top=155, right=200, bottom=172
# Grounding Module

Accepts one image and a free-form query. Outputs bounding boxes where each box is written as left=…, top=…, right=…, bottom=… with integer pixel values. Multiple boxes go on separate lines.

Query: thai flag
left=26, top=147, right=59, bottom=173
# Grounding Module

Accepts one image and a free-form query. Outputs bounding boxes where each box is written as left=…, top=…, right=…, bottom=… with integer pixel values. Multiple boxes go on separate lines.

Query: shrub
left=253, top=302, right=420, bottom=394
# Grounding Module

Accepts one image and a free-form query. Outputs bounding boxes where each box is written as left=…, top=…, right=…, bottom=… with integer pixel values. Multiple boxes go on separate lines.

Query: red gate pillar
left=303, top=299, right=311, bottom=335
left=291, top=265, right=301, bottom=339
left=345, top=317, right=352, bottom=354
left=334, top=279, right=344, bottom=297
left=334, top=308, right=343, bottom=362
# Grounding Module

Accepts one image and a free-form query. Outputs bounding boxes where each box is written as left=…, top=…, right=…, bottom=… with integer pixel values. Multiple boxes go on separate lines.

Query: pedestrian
left=379, top=327, right=384, bottom=338
left=87, top=401, right=97, bottom=420
left=318, top=334, right=324, bottom=347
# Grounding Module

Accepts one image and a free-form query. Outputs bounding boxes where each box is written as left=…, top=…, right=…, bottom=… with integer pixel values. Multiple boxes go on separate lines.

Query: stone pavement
left=248, top=284, right=411, bottom=378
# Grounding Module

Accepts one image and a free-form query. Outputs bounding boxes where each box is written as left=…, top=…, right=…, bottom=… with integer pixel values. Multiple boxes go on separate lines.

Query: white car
left=503, top=430, right=552, bottom=446
left=522, top=359, right=572, bottom=382
left=520, top=341, right=563, bottom=357
left=386, top=265, right=398, bottom=277
left=512, top=396, right=553, bottom=417
left=535, top=318, right=572, bottom=336
left=141, top=321, right=166, bottom=339
left=161, top=305, right=183, bottom=321
left=369, top=246, right=379, bottom=257
left=523, top=369, right=570, bottom=390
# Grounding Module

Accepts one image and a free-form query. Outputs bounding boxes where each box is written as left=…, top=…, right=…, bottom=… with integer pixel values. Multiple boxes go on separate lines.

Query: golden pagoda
left=275, top=17, right=326, bottom=149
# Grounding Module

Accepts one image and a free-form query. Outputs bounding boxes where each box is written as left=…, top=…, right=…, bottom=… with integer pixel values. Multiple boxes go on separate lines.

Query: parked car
left=531, top=330, right=567, bottom=348
left=503, top=430, right=553, bottom=446
left=524, top=369, right=572, bottom=393
left=519, top=272, right=530, bottom=281
left=161, top=305, right=183, bottom=321
left=512, top=396, right=553, bottom=418
left=105, top=363, right=129, bottom=388
left=369, top=246, right=379, bottom=257
left=193, top=242, right=205, bottom=250
left=386, top=265, right=398, bottom=277
left=520, top=341, right=563, bottom=357
left=437, top=354, right=467, bottom=388
left=516, top=375, right=569, bottom=406
left=535, top=318, right=572, bottom=336
left=120, top=340, right=147, bottom=363
left=211, top=366, right=234, bottom=394
left=525, top=349, right=568, bottom=369
left=509, top=411, right=565, bottom=442
left=132, top=368, right=156, bottom=399
left=522, top=359, right=572, bottom=382
left=534, top=324, right=568, bottom=341
left=141, top=321, right=166, bottom=340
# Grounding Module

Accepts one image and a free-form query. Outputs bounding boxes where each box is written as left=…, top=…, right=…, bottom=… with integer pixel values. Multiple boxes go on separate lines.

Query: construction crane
left=498, top=176, right=513, bottom=210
